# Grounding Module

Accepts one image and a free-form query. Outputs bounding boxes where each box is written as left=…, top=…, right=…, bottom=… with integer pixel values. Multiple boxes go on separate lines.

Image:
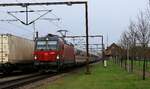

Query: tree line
left=117, top=3, right=150, bottom=80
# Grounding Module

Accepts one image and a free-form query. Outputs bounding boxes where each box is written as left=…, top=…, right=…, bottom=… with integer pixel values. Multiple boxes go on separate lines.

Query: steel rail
left=0, top=73, right=56, bottom=89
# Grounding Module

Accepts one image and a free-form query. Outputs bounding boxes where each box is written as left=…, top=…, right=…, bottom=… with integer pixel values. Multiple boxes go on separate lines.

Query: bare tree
left=120, top=20, right=136, bottom=49
left=128, top=20, right=137, bottom=47
left=135, top=12, right=150, bottom=80
left=136, top=12, right=150, bottom=48
left=118, top=3, right=150, bottom=80
left=119, top=31, right=130, bottom=71
left=120, top=31, right=130, bottom=49
left=145, top=0, right=150, bottom=22
left=128, top=20, right=137, bottom=72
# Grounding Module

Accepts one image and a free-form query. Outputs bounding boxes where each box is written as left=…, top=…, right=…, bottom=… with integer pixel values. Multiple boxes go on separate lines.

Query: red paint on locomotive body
left=34, top=50, right=59, bottom=62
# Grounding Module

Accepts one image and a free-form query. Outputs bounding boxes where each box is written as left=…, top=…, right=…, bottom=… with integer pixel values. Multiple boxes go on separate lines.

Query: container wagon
left=0, top=34, right=34, bottom=73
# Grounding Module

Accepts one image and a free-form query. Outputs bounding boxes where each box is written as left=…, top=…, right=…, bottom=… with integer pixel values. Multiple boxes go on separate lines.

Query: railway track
left=0, top=71, right=36, bottom=78
left=0, top=60, right=101, bottom=89
left=0, top=66, right=77, bottom=89
left=0, top=72, right=56, bottom=89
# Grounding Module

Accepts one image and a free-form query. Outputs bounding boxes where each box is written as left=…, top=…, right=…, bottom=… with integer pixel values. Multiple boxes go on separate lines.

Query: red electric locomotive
left=34, top=34, right=75, bottom=71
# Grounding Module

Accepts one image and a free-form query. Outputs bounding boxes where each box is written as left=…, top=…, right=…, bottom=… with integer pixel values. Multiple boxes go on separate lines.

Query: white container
left=0, top=34, right=34, bottom=64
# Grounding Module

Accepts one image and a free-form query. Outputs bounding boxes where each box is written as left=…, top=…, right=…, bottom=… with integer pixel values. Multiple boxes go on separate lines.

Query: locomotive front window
left=36, top=40, right=58, bottom=50
left=47, top=41, right=57, bottom=45
left=36, top=41, right=46, bottom=50
left=47, top=41, right=57, bottom=50
left=37, top=41, right=46, bottom=45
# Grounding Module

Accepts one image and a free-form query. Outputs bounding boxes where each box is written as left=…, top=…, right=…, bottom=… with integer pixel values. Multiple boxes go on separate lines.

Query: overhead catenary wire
left=33, top=0, right=72, bottom=31
left=7, top=22, right=33, bottom=33
left=0, top=14, right=34, bottom=38
left=14, top=0, right=60, bottom=30
left=0, top=1, right=49, bottom=39
left=4, top=0, right=53, bottom=26
left=14, top=0, right=71, bottom=36
left=0, top=19, right=34, bottom=39
left=32, top=0, right=85, bottom=37
left=0, top=1, right=34, bottom=36
left=0, top=1, right=83, bottom=40
left=0, top=24, right=33, bottom=38
left=33, top=0, right=60, bottom=18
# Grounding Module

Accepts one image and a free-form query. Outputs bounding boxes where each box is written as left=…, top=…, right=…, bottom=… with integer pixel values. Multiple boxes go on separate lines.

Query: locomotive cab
left=35, top=40, right=60, bottom=61
left=34, top=34, right=75, bottom=71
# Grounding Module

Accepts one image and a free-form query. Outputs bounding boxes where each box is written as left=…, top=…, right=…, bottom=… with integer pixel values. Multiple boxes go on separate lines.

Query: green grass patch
left=40, top=61, right=150, bottom=89
left=127, top=60, right=150, bottom=72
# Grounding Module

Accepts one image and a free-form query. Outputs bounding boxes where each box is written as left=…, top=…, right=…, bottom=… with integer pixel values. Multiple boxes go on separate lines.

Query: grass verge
left=39, top=61, right=150, bottom=89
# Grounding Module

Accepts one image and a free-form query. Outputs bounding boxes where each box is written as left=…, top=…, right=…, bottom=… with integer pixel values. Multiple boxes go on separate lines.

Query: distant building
left=104, top=43, right=124, bottom=57
left=105, top=43, right=150, bottom=59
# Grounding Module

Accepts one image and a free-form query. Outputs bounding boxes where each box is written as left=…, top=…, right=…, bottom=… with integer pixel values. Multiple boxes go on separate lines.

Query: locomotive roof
left=36, top=34, right=61, bottom=41
left=36, top=34, right=74, bottom=47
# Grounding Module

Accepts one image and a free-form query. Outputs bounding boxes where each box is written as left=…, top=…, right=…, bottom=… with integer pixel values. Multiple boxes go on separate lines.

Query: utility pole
left=84, top=2, right=90, bottom=74
left=25, top=5, right=28, bottom=25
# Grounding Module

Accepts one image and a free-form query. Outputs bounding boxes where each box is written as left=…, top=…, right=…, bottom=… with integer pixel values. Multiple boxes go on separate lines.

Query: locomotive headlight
left=56, top=55, right=60, bottom=60
left=34, top=56, right=37, bottom=60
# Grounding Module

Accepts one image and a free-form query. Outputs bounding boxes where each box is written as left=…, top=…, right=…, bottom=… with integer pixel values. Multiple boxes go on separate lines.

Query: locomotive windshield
left=36, top=40, right=58, bottom=50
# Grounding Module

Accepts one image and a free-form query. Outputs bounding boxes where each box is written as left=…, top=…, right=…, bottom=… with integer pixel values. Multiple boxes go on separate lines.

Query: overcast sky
left=0, top=0, right=148, bottom=46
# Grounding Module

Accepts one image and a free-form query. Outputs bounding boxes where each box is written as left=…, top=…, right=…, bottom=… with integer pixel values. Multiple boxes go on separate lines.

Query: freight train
left=0, top=34, right=34, bottom=74
left=0, top=34, right=100, bottom=74
left=34, top=34, right=100, bottom=72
